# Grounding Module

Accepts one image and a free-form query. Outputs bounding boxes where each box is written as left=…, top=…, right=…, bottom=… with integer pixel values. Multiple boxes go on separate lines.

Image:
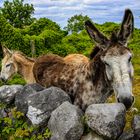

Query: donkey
left=33, top=9, right=134, bottom=110
left=0, top=45, right=89, bottom=84
left=0, top=46, right=36, bottom=83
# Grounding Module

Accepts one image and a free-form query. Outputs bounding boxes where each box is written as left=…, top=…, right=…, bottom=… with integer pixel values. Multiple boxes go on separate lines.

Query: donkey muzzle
left=117, top=96, right=134, bottom=109
left=0, top=76, right=7, bottom=83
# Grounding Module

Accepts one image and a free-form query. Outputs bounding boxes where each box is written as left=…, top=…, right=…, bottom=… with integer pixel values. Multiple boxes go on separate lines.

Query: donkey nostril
left=1, top=78, right=5, bottom=82
left=122, top=98, right=133, bottom=110
left=0, top=77, right=7, bottom=83
left=117, top=97, right=133, bottom=109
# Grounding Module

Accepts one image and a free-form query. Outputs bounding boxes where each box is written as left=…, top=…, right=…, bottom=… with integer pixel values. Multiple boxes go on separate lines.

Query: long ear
left=118, top=9, right=134, bottom=45
left=2, top=45, right=12, bottom=56
left=85, top=20, right=109, bottom=48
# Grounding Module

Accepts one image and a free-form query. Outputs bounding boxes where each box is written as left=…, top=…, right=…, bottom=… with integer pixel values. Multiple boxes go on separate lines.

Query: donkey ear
left=2, top=45, right=12, bottom=56
left=118, top=9, right=134, bottom=46
left=85, top=20, right=109, bottom=48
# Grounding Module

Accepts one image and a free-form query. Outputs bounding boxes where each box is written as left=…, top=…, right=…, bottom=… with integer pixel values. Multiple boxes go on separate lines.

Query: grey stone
left=118, top=131, right=134, bottom=140
left=25, top=83, right=45, bottom=92
left=85, top=103, right=126, bottom=140
left=0, top=85, right=23, bottom=104
left=81, top=132, right=104, bottom=140
left=15, top=84, right=37, bottom=114
left=132, top=115, right=140, bottom=139
left=27, top=86, right=71, bottom=125
left=48, top=101, right=84, bottom=140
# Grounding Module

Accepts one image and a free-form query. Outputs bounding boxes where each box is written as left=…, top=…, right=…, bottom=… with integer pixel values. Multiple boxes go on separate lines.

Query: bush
left=0, top=15, right=66, bottom=57
left=61, top=31, right=93, bottom=54
left=50, top=43, right=77, bottom=56
left=20, top=18, right=62, bottom=36
left=0, top=108, right=51, bottom=140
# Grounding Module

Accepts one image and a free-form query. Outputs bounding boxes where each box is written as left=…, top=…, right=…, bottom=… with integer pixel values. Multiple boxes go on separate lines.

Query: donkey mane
left=89, top=46, right=102, bottom=59
left=13, top=51, right=35, bottom=62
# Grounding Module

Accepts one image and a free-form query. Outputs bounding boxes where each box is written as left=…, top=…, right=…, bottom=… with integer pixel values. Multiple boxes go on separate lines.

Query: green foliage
left=0, top=74, right=26, bottom=86
left=59, top=30, right=93, bottom=56
left=96, top=22, right=120, bottom=36
left=20, top=18, right=65, bottom=36
left=65, top=14, right=91, bottom=33
left=0, top=14, right=24, bottom=51
left=50, top=43, right=77, bottom=56
left=0, top=11, right=139, bottom=58
left=0, top=14, right=66, bottom=57
left=0, top=103, right=6, bottom=109
left=0, top=108, right=51, bottom=140
left=47, top=29, right=93, bottom=56
left=0, top=0, right=35, bottom=28
left=6, top=74, right=26, bottom=85
left=81, top=115, right=91, bottom=135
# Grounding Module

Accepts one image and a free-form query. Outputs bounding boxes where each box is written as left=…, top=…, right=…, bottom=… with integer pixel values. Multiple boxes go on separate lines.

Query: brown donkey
left=33, top=9, right=134, bottom=110
left=0, top=46, right=89, bottom=84
left=0, top=47, right=36, bottom=83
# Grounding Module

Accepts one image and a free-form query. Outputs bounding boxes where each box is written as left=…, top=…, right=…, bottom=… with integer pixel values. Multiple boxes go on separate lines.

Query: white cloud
left=0, top=0, right=140, bottom=28
left=25, top=0, right=80, bottom=6
left=83, top=0, right=110, bottom=4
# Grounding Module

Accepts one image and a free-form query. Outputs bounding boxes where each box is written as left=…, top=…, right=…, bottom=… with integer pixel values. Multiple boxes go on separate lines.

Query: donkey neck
left=13, top=53, right=36, bottom=83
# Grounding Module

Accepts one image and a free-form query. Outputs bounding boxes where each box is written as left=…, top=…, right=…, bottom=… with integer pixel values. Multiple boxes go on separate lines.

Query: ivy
left=0, top=108, right=51, bottom=140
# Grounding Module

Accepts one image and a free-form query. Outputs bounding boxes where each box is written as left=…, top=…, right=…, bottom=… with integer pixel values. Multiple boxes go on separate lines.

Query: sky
left=0, top=0, right=140, bottom=29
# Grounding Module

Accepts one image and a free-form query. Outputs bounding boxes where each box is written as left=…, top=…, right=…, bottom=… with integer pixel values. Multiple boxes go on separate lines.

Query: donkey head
left=85, top=9, right=134, bottom=109
left=0, top=46, right=17, bottom=82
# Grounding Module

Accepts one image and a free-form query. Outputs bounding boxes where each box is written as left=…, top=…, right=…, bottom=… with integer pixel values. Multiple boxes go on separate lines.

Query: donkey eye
left=6, top=64, right=11, bottom=67
left=104, top=62, right=110, bottom=66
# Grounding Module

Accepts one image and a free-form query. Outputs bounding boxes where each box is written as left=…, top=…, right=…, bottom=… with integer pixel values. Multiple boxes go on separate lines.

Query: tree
left=65, top=14, right=91, bottom=33
left=22, top=18, right=65, bottom=36
left=0, top=0, right=35, bottom=28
